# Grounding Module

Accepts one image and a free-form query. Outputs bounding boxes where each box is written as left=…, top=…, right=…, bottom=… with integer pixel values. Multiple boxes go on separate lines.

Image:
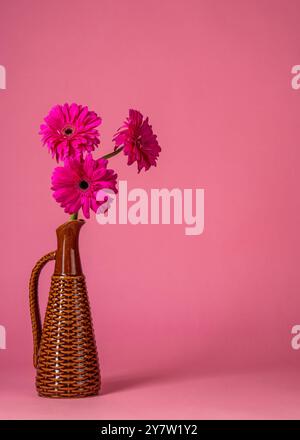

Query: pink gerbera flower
left=40, top=103, right=101, bottom=161
left=113, top=109, right=161, bottom=172
left=51, top=154, right=118, bottom=219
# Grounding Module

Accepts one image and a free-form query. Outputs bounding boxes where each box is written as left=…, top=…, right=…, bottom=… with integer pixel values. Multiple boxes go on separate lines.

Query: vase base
left=37, top=388, right=100, bottom=399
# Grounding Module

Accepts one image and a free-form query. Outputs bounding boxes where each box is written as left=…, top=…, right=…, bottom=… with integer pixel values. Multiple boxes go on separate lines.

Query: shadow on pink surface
left=1, top=362, right=300, bottom=419
left=101, top=366, right=199, bottom=395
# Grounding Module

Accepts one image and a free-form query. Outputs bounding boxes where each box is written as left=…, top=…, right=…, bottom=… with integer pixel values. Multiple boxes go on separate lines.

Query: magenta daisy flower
left=40, top=103, right=101, bottom=161
left=113, top=109, right=161, bottom=173
left=51, top=154, right=118, bottom=219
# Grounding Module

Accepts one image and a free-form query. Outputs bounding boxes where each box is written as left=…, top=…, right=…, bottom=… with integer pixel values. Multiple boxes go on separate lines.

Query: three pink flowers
left=40, top=103, right=161, bottom=219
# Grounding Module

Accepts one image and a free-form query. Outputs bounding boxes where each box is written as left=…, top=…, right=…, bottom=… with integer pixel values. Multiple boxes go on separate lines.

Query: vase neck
left=54, top=220, right=85, bottom=276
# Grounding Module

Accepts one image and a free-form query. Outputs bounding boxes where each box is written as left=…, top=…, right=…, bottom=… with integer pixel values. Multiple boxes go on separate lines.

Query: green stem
left=101, top=146, right=124, bottom=160
left=70, top=212, right=78, bottom=220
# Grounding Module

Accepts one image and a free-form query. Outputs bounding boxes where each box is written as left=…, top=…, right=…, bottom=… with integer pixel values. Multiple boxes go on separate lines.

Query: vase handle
left=29, top=251, right=56, bottom=368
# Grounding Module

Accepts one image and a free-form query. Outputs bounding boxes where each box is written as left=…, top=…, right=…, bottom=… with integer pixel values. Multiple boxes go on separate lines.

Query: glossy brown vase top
left=29, top=219, right=100, bottom=398
left=54, top=219, right=84, bottom=276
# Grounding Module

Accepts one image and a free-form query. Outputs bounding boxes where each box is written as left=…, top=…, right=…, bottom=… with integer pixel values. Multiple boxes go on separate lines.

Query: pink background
left=1, top=0, right=300, bottom=419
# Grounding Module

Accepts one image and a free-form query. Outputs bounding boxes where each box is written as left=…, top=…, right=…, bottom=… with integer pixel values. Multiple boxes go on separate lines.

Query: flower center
left=79, top=180, right=89, bottom=190
left=133, top=135, right=142, bottom=147
left=62, top=125, right=75, bottom=137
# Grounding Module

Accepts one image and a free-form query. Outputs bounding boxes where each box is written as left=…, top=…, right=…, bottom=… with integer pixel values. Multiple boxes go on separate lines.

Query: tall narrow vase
left=29, top=219, right=100, bottom=398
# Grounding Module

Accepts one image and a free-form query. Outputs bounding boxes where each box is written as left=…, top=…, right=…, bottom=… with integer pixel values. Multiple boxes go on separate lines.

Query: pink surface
left=2, top=366, right=300, bottom=420
left=1, top=0, right=300, bottom=419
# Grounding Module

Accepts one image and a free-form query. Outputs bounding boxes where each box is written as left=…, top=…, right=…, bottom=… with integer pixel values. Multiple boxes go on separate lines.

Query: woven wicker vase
left=29, top=219, right=100, bottom=398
